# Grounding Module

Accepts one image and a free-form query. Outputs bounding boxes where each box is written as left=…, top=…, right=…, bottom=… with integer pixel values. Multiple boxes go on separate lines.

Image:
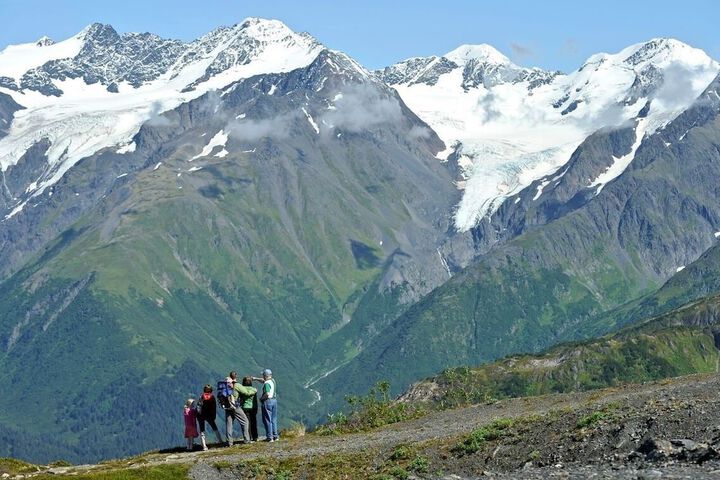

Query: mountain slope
left=401, top=289, right=720, bottom=407
left=320, top=72, right=720, bottom=398
left=0, top=19, right=324, bottom=277
left=0, top=26, right=458, bottom=464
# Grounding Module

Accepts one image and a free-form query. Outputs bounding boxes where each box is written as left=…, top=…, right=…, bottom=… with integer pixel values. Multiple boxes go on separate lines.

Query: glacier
left=380, top=39, right=720, bottom=231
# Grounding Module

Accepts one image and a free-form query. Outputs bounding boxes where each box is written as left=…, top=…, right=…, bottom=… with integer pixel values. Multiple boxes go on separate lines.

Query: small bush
left=576, top=411, right=606, bottom=429
left=275, top=469, right=293, bottom=480
left=315, top=381, right=426, bottom=434
left=409, top=455, right=430, bottom=473
left=390, top=445, right=413, bottom=461
left=452, top=418, right=514, bottom=455
left=388, top=465, right=409, bottom=479
left=280, top=421, right=306, bottom=439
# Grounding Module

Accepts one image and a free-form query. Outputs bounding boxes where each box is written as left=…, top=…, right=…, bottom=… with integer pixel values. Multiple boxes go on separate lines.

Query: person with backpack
left=196, top=384, right=223, bottom=450
left=222, top=371, right=256, bottom=446
left=254, top=368, right=278, bottom=442
left=240, top=376, right=259, bottom=442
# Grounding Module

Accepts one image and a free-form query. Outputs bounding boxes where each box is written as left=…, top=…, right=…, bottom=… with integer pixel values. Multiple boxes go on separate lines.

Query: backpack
left=216, top=380, right=235, bottom=410
left=195, top=397, right=203, bottom=417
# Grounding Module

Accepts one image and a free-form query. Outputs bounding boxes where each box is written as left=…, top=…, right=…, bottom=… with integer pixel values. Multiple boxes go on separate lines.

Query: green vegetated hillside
left=0, top=60, right=457, bottom=464
left=318, top=75, right=720, bottom=398
left=401, top=289, right=720, bottom=407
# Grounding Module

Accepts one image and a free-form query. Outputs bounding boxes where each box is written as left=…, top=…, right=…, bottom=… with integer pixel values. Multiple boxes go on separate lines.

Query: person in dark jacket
left=240, top=376, right=259, bottom=442
left=196, top=384, right=223, bottom=450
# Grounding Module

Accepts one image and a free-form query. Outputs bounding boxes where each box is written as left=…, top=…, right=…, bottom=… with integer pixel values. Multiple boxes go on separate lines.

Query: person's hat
left=262, top=368, right=272, bottom=376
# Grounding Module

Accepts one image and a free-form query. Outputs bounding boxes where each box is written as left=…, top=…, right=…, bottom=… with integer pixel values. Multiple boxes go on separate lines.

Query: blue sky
left=1, top=0, right=718, bottom=72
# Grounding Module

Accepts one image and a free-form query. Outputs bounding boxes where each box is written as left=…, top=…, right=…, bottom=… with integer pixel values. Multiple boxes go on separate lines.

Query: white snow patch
left=533, top=179, right=551, bottom=201
left=153, top=162, right=162, bottom=171
left=514, top=197, right=521, bottom=204
left=588, top=118, right=648, bottom=194
left=435, top=142, right=456, bottom=161
left=714, top=231, right=720, bottom=238
left=188, top=166, right=203, bottom=172
left=116, top=173, right=127, bottom=179
left=191, top=129, right=228, bottom=160
left=214, top=149, right=229, bottom=158
left=301, top=107, right=320, bottom=134
left=676, top=266, right=685, bottom=272
left=235, top=113, right=246, bottom=120
left=116, top=141, right=136, bottom=154
left=268, top=84, right=277, bottom=95
left=241, top=148, right=256, bottom=153
left=437, top=248, right=452, bottom=278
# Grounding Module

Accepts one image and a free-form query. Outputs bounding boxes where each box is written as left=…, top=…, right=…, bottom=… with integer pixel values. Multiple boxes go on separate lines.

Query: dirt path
left=39, top=373, right=720, bottom=479
left=190, top=373, right=717, bottom=464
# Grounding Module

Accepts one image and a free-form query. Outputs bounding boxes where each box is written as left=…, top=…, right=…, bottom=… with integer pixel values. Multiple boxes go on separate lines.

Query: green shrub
left=576, top=411, right=607, bottom=429
left=409, top=455, right=430, bottom=473
left=452, top=418, right=514, bottom=455
left=315, top=381, right=426, bottom=434
left=389, top=445, right=413, bottom=461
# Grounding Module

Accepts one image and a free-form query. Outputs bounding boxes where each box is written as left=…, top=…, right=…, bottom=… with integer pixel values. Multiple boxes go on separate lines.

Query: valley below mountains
left=1, top=17, right=720, bottom=468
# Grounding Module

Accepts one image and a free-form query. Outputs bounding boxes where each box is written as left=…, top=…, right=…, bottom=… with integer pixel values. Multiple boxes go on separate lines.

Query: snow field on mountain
left=0, top=32, right=84, bottom=79
left=0, top=19, right=324, bottom=218
left=390, top=40, right=720, bottom=231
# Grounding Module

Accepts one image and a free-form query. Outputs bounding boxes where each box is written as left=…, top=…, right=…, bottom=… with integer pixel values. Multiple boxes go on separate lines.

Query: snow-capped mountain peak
left=35, top=36, right=55, bottom=47
left=0, top=19, right=326, bottom=217
left=382, top=37, right=720, bottom=230
left=444, top=43, right=512, bottom=66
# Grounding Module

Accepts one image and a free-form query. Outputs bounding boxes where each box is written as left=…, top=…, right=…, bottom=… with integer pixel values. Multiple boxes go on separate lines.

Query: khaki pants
left=225, top=408, right=250, bottom=444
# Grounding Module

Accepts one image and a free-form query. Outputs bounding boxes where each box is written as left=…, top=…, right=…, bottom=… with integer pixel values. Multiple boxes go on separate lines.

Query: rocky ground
left=8, top=373, right=720, bottom=479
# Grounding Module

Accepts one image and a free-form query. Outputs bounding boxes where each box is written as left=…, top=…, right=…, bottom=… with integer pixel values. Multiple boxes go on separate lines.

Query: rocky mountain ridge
left=2, top=18, right=720, bottom=469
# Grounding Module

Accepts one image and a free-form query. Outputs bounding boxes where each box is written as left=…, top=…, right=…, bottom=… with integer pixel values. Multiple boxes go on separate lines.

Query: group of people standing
left=183, top=368, right=279, bottom=451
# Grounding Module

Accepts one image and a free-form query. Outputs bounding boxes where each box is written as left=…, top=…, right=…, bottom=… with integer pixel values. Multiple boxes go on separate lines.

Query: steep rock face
left=320, top=73, right=720, bottom=398
left=0, top=92, right=22, bottom=139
